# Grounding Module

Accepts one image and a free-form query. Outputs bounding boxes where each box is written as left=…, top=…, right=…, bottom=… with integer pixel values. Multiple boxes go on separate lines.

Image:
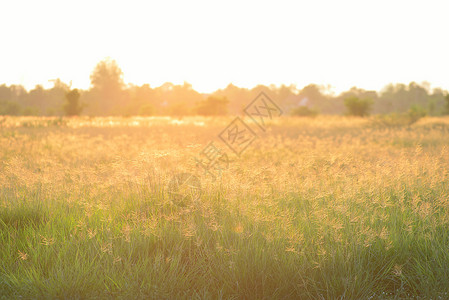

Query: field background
left=1, top=116, right=449, bottom=299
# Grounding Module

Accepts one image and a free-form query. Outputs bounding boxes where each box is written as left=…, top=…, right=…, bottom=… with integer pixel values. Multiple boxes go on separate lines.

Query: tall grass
left=1, top=116, right=449, bottom=299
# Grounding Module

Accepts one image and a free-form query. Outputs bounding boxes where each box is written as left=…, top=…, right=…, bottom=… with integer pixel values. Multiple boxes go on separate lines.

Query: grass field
left=1, top=116, right=449, bottom=299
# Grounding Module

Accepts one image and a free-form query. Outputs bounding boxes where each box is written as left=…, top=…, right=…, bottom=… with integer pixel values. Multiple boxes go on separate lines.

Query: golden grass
left=1, top=115, right=449, bottom=298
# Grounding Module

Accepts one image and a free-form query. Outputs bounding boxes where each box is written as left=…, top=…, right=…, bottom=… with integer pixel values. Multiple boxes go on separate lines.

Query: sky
left=0, top=0, right=448, bottom=94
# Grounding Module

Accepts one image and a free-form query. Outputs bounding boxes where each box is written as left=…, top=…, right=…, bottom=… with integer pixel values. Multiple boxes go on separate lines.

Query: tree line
left=0, top=58, right=448, bottom=117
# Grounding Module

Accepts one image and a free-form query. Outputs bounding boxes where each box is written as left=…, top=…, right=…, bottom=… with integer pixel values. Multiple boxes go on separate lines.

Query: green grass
left=1, top=116, right=449, bottom=299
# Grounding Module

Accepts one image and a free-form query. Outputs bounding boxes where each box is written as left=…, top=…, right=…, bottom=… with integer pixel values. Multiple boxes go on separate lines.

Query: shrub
left=444, top=94, right=449, bottom=115
left=344, top=96, right=373, bottom=117
left=139, top=104, right=155, bottom=116
left=63, top=89, right=83, bottom=116
left=371, top=105, right=427, bottom=128
left=169, top=102, right=191, bottom=117
left=0, top=100, right=21, bottom=116
left=23, top=107, right=39, bottom=116
left=290, top=106, right=318, bottom=117
left=195, top=96, right=229, bottom=116
left=407, top=104, right=427, bottom=124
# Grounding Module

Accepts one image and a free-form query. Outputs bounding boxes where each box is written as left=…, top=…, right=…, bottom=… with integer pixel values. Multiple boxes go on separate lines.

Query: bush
left=444, top=94, right=449, bottom=115
left=169, top=102, right=191, bottom=117
left=63, top=89, right=83, bottom=116
left=290, top=106, right=318, bottom=117
left=138, top=104, right=155, bottom=116
left=344, top=96, right=373, bottom=117
left=23, top=107, right=39, bottom=116
left=371, top=113, right=411, bottom=127
left=0, top=100, right=21, bottom=116
left=195, top=96, right=229, bottom=116
left=371, top=105, right=426, bottom=127
left=407, top=104, right=427, bottom=124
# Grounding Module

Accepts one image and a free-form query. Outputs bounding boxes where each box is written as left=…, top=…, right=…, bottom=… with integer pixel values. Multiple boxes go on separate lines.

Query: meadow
left=1, top=115, right=449, bottom=299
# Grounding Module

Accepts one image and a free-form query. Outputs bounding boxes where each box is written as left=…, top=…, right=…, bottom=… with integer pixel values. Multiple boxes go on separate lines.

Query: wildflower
left=113, top=256, right=122, bottom=264
left=393, top=264, right=403, bottom=277
left=100, top=242, right=112, bottom=254
left=18, top=250, right=28, bottom=260
left=234, top=223, right=244, bottom=233
left=40, top=235, right=55, bottom=246
left=379, top=227, right=389, bottom=240
left=285, top=246, right=297, bottom=253
left=87, top=228, right=97, bottom=239
left=208, top=220, right=220, bottom=231
left=122, top=224, right=132, bottom=242
left=182, top=222, right=196, bottom=238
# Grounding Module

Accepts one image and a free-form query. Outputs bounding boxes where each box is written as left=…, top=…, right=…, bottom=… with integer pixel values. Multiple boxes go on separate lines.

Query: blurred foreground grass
left=1, top=116, right=449, bottom=299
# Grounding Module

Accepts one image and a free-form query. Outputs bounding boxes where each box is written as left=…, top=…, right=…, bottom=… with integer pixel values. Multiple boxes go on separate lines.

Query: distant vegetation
left=194, top=95, right=229, bottom=116
left=63, top=89, right=83, bottom=116
left=344, top=96, right=373, bottom=117
left=444, top=94, right=449, bottom=115
left=290, top=106, right=318, bottom=117
left=0, top=58, right=448, bottom=117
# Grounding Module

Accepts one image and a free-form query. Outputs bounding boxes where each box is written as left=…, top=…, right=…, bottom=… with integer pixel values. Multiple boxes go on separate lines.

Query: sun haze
left=0, top=0, right=448, bottom=93
left=3, top=1, right=449, bottom=298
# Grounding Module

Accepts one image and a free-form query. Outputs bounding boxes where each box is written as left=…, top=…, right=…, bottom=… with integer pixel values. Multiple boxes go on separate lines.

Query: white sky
left=0, top=0, right=448, bottom=94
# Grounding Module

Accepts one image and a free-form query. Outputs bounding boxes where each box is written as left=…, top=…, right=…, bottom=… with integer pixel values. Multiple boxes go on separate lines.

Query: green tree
left=0, top=100, right=21, bottom=115
left=88, top=58, right=126, bottom=115
left=139, top=104, right=155, bottom=116
left=290, top=106, right=318, bottom=117
left=195, top=96, right=229, bottom=116
left=444, top=94, right=449, bottom=115
left=344, top=96, right=373, bottom=117
left=407, top=104, right=427, bottom=124
left=169, top=102, right=191, bottom=118
left=90, top=58, right=124, bottom=92
left=63, top=89, right=83, bottom=116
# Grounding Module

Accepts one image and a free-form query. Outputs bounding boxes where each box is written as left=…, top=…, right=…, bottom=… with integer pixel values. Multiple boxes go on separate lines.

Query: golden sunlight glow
left=0, top=0, right=448, bottom=93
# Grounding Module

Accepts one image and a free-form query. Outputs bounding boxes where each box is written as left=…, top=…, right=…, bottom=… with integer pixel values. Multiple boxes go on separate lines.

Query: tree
left=407, top=104, right=427, bottom=124
left=290, top=106, right=318, bottom=117
left=90, top=58, right=124, bottom=91
left=444, top=94, right=449, bottom=115
left=170, top=102, right=191, bottom=117
left=0, top=100, right=21, bottom=115
left=211, top=83, right=251, bottom=115
left=88, top=58, right=126, bottom=114
left=63, top=89, right=83, bottom=116
left=139, top=104, right=155, bottom=116
left=344, top=96, right=373, bottom=117
left=194, top=96, right=229, bottom=116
